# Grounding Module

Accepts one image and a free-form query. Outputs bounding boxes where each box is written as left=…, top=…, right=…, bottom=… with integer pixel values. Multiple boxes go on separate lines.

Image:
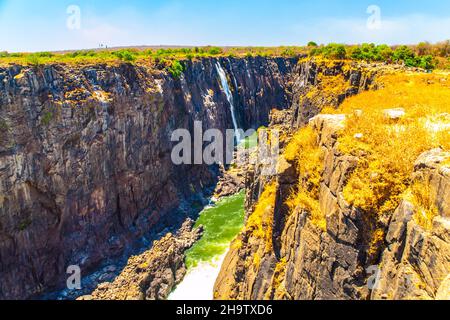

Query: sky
left=0, top=0, right=450, bottom=52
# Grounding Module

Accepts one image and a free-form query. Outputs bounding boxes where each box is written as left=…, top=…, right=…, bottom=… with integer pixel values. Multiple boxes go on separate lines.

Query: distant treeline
left=308, top=41, right=450, bottom=70
left=1, top=41, right=449, bottom=70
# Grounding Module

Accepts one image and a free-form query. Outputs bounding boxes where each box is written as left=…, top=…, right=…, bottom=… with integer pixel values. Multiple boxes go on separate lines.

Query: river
left=168, top=191, right=245, bottom=300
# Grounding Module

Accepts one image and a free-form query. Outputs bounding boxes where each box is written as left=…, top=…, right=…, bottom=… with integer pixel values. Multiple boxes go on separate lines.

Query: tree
left=418, top=55, right=435, bottom=70
left=393, top=46, right=415, bottom=64
left=416, top=42, right=431, bottom=56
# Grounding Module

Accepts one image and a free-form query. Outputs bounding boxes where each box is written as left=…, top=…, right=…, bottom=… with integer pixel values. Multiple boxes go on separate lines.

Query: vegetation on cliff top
left=310, top=41, right=450, bottom=69
left=1, top=41, right=449, bottom=70
left=0, top=46, right=307, bottom=67
left=243, top=61, right=449, bottom=270
left=324, top=71, right=450, bottom=229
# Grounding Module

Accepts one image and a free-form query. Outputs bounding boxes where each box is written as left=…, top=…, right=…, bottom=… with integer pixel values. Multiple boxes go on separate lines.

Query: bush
left=35, top=51, right=54, bottom=58
left=393, top=46, right=415, bottom=64
left=350, top=44, right=393, bottom=62
left=113, top=49, right=137, bottom=62
left=418, top=55, right=435, bottom=70
left=167, top=60, right=185, bottom=79
left=307, top=41, right=318, bottom=47
left=377, top=44, right=394, bottom=61
left=311, top=43, right=347, bottom=60
left=392, top=46, right=436, bottom=69
left=281, top=47, right=297, bottom=57
left=208, top=47, right=223, bottom=55
left=26, top=54, right=41, bottom=66
left=69, top=50, right=97, bottom=58
left=41, top=111, right=53, bottom=126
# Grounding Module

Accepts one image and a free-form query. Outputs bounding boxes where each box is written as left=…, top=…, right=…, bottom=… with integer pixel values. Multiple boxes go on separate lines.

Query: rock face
left=214, top=62, right=450, bottom=301
left=81, top=219, right=202, bottom=300
left=0, top=57, right=296, bottom=299
left=215, top=114, right=450, bottom=300
left=214, top=114, right=371, bottom=300
left=290, top=60, right=376, bottom=127
left=372, top=149, right=450, bottom=300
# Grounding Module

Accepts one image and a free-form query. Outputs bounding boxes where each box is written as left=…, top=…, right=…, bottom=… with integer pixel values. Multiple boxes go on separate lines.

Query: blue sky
left=1, top=0, right=450, bottom=52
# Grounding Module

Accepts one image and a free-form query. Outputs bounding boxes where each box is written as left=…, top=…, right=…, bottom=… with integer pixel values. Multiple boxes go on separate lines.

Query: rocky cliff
left=81, top=219, right=202, bottom=300
left=0, top=56, right=297, bottom=299
left=214, top=61, right=450, bottom=300
left=372, top=149, right=450, bottom=300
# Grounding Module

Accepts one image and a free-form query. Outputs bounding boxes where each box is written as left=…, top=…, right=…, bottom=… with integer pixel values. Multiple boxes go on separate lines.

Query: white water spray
left=215, top=62, right=243, bottom=143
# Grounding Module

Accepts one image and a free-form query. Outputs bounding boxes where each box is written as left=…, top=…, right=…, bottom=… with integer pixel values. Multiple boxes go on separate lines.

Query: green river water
left=185, top=190, right=246, bottom=268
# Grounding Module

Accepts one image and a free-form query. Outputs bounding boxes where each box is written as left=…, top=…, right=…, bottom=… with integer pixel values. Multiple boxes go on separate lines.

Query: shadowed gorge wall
left=0, top=57, right=297, bottom=299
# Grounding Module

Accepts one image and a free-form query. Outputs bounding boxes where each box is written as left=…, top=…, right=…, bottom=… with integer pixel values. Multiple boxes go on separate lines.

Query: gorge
left=0, top=55, right=449, bottom=300
left=0, top=56, right=296, bottom=299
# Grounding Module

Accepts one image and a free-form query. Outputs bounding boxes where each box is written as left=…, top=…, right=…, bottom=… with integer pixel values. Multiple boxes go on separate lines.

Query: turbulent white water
left=215, top=62, right=243, bottom=143
left=168, top=252, right=228, bottom=300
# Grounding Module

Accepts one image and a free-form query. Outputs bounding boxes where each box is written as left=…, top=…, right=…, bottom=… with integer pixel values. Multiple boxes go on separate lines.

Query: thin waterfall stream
left=169, top=63, right=249, bottom=300
left=215, top=62, right=243, bottom=143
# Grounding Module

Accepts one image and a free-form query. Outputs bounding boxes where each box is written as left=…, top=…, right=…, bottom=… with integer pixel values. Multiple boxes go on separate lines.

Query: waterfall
left=215, top=62, right=243, bottom=143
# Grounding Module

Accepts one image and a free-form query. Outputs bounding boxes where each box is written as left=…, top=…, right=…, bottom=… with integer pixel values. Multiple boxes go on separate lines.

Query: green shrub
left=41, top=111, right=53, bottom=126
left=350, top=43, right=393, bottom=62
left=168, top=60, right=185, bottom=79
left=311, top=43, right=347, bottom=60
left=26, top=54, right=41, bottom=66
left=418, top=55, right=435, bottom=70
left=0, top=119, right=7, bottom=129
left=377, top=44, right=394, bottom=61
left=281, top=47, right=297, bottom=57
left=69, top=50, right=97, bottom=58
left=392, top=46, right=436, bottom=69
left=208, top=47, right=223, bottom=55
left=18, top=219, right=32, bottom=231
left=113, top=49, right=137, bottom=62
left=393, top=46, right=415, bottom=63
left=307, top=41, right=318, bottom=47
left=35, top=51, right=54, bottom=58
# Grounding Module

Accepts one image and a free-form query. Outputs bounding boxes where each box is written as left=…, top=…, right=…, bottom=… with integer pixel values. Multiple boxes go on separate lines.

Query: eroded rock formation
left=0, top=57, right=296, bottom=299
left=215, top=113, right=450, bottom=300
left=214, top=62, right=450, bottom=301
left=372, top=149, right=450, bottom=300
left=80, top=219, right=202, bottom=300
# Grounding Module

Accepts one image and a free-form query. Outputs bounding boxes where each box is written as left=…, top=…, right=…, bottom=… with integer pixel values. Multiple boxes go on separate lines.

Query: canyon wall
left=0, top=57, right=297, bottom=299
left=214, top=61, right=450, bottom=300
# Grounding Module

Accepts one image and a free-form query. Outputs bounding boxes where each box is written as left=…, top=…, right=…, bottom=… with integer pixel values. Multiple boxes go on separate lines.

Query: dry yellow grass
left=284, top=126, right=326, bottom=231
left=330, top=72, right=450, bottom=217
left=246, top=181, right=278, bottom=252
left=236, top=66, right=448, bottom=270
left=406, top=181, right=439, bottom=230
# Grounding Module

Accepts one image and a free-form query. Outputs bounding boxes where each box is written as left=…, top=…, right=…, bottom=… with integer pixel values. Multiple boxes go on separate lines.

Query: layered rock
left=208, top=61, right=450, bottom=301
left=372, top=149, right=450, bottom=300
left=80, top=219, right=202, bottom=300
left=290, top=59, right=378, bottom=127
left=214, top=113, right=450, bottom=300
left=0, top=56, right=296, bottom=299
left=214, top=114, right=372, bottom=300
